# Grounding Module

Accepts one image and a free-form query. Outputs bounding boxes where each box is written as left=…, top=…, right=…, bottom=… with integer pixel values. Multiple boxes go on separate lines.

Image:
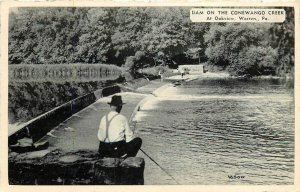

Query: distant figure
left=97, top=95, right=142, bottom=158
left=158, top=70, right=164, bottom=82
left=180, top=69, right=184, bottom=78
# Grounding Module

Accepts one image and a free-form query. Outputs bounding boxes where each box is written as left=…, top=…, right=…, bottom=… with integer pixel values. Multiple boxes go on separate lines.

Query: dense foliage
left=205, top=23, right=277, bottom=76
left=9, top=7, right=294, bottom=77
left=9, top=76, right=126, bottom=123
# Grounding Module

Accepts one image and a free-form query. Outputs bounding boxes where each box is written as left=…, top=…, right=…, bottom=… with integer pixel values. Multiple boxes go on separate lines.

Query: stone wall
left=9, top=85, right=121, bottom=145
left=9, top=150, right=144, bottom=185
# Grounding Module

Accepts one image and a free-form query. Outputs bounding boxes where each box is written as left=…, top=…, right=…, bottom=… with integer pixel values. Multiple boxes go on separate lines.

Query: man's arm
left=123, top=116, right=134, bottom=142
left=97, top=116, right=105, bottom=141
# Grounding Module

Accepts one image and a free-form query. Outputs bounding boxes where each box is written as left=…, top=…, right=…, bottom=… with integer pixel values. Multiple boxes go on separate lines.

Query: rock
left=58, top=155, right=82, bottom=163
left=33, top=141, right=49, bottom=150
left=119, top=157, right=145, bottom=185
left=9, top=137, right=33, bottom=152
left=97, top=158, right=121, bottom=167
left=120, top=157, right=144, bottom=168
left=10, top=140, right=49, bottom=153
left=94, top=158, right=121, bottom=184
left=9, top=152, right=19, bottom=157
left=57, top=177, right=63, bottom=183
left=9, top=150, right=145, bottom=185
left=17, top=137, right=33, bottom=146
left=8, top=152, right=19, bottom=160
left=10, top=145, right=35, bottom=153
left=14, top=149, right=51, bottom=161
left=24, top=150, right=52, bottom=159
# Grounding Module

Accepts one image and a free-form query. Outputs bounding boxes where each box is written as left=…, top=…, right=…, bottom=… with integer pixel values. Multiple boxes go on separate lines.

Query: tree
left=228, top=46, right=278, bottom=76
left=75, top=8, right=113, bottom=63
left=141, top=8, right=190, bottom=66
left=111, top=8, right=148, bottom=65
left=9, top=8, right=85, bottom=64
left=124, top=56, right=136, bottom=72
left=188, top=22, right=210, bottom=63
left=124, top=51, right=147, bottom=72
left=9, top=7, right=293, bottom=77
left=269, top=7, right=294, bottom=76
left=185, top=48, right=202, bottom=64
left=204, top=23, right=277, bottom=76
left=9, top=8, right=38, bottom=64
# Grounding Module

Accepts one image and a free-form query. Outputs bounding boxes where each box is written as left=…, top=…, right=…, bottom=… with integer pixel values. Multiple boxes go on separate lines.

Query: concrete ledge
left=9, top=150, right=144, bottom=185
left=9, top=85, right=122, bottom=146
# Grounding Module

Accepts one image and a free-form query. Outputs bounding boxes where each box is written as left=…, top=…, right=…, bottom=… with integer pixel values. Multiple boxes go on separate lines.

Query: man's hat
left=108, top=95, right=126, bottom=106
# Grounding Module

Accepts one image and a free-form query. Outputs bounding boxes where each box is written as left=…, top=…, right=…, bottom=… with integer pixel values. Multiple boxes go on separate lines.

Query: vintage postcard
left=0, top=1, right=299, bottom=192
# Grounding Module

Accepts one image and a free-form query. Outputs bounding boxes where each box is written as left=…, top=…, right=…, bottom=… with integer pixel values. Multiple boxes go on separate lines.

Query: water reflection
left=9, top=69, right=122, bottom=83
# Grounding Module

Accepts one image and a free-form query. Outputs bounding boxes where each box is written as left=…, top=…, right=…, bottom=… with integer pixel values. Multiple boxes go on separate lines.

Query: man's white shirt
left=98, top=111, right=134, bottom=143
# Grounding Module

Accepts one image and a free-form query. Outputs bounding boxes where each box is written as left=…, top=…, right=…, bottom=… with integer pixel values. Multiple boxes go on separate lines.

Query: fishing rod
left=129, top=115, right=180, bottom=184
left=139, top=148, right=180, bottom=184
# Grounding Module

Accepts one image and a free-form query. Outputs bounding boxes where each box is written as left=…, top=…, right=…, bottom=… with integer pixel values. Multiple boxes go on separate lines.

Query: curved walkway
left=13, top=76, right=202, bottom=184
left=37, top=80, right=169, bottom=152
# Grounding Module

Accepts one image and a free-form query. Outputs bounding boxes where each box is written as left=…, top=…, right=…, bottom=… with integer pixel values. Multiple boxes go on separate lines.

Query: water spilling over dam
left=134, top=78, right=294, bottom=184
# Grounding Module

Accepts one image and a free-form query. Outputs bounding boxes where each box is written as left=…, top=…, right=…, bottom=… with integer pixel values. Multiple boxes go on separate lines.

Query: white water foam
left=155, top=94, right=292, bottom=101
left=139, top=98, right=160, bottom=110
left=132, top=111, right=149, bottom=122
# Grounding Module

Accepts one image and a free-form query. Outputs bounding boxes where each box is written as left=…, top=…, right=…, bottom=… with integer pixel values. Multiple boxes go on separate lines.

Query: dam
left=8, top=73, right=294, bottom=185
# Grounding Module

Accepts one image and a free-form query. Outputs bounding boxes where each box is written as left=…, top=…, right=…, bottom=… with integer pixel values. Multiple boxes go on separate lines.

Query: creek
left=134, top=77, right=294, bottom=184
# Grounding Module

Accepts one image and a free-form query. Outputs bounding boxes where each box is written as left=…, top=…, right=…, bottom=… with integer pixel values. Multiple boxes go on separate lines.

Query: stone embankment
left=9, top=150, right=144, bottom=185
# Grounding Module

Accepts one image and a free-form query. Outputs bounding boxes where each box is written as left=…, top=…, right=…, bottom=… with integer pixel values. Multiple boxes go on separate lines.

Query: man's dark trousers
left=98, top=137, right=142, bottom=158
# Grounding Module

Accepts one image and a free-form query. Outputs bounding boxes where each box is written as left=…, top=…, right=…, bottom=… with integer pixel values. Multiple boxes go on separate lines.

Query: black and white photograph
left=1, top=2, right=299, bottom=189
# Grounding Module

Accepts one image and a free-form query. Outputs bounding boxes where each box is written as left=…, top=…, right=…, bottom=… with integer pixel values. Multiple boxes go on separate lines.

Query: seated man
left=97, top=95, right=142, bottom=158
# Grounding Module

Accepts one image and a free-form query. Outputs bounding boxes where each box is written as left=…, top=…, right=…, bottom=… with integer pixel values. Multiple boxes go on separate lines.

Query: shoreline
left=8, top=71, right=293, bottom=137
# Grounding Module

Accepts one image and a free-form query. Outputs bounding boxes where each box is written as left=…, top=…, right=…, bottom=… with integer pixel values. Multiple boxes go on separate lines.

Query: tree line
left=9, top=7, right=294, bottom=77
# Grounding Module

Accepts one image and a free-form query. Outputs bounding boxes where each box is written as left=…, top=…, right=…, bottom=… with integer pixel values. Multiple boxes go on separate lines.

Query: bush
left=124, top=56, right=136, bottom=71
left=228, top=46, right=278, bottom=77
left=124, top=51, right=149, bottom=72
left=204, top=23, right=281, bottom=77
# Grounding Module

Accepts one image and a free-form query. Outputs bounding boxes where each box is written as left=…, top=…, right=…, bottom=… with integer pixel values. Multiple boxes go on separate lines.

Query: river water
left=135, top=78, right=294, bottom=185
